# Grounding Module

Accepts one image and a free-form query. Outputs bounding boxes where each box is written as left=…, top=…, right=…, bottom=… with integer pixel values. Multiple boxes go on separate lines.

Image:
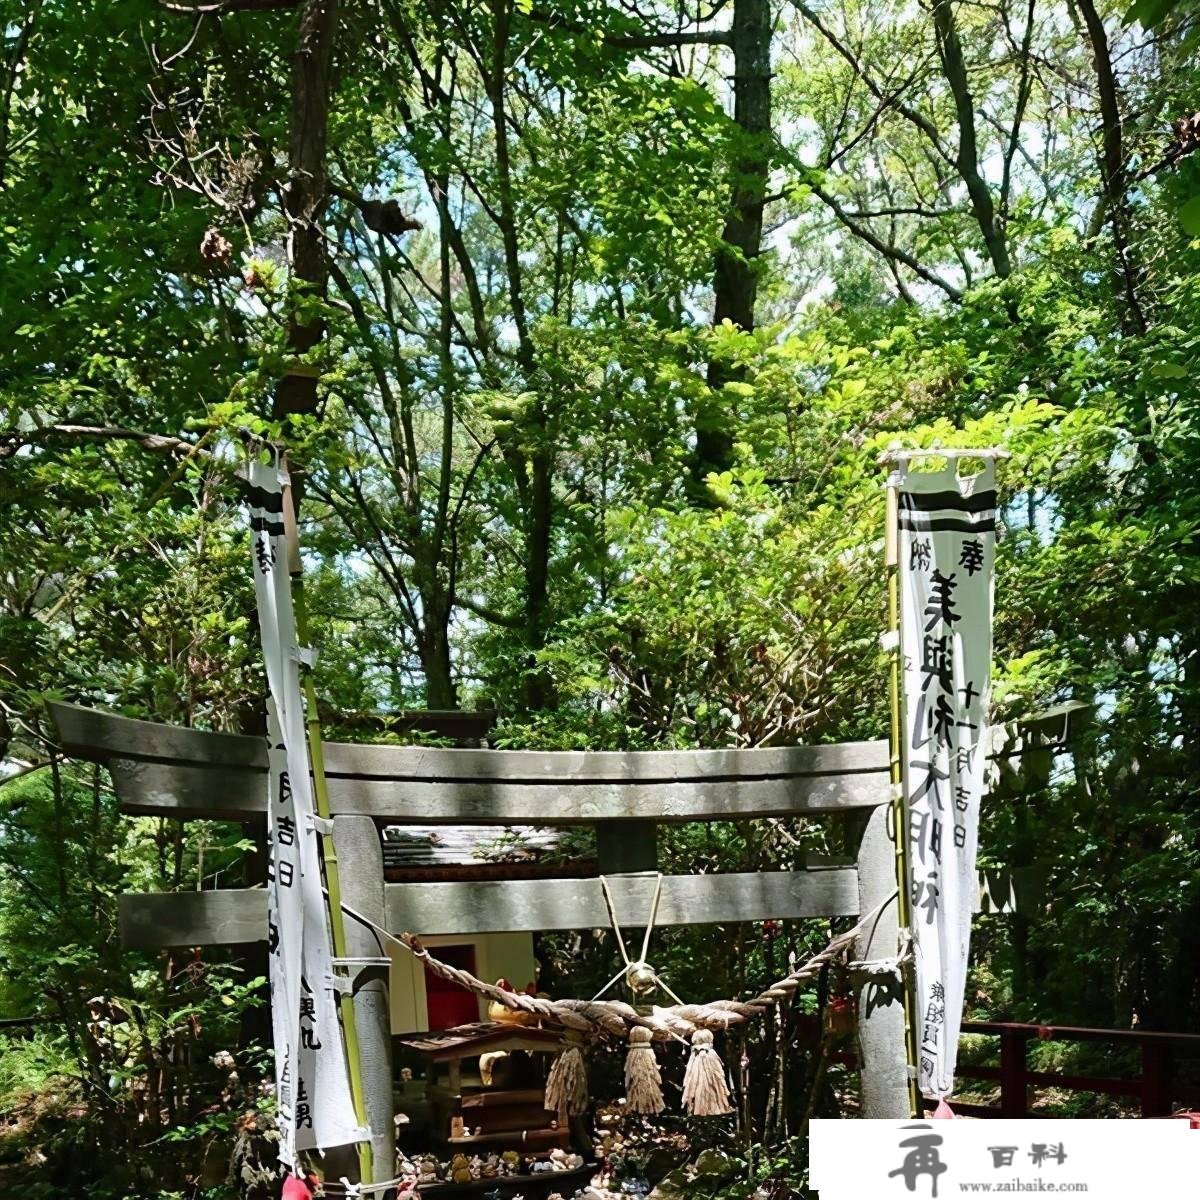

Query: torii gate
left=50, top=700, right=1017, bottom=1180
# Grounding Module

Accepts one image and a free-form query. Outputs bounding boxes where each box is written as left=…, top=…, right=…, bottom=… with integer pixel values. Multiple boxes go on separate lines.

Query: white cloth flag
left=248, top=461, right=365, bottom=1167
left=895, top=459, right=996, bottom=1099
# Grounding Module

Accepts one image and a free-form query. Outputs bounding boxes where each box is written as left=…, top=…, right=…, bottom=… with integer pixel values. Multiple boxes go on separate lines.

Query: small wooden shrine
left=397, top=1021, right=573, bottom=1155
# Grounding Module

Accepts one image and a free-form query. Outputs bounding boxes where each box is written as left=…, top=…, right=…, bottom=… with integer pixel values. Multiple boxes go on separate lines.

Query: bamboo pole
left=280, top=467, right=375, bottom=1186
left=885, top=477, right=922, bottom=1119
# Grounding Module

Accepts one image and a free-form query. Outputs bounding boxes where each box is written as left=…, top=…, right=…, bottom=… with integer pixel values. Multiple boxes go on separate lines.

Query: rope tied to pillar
left=334, top=889, right=899, bottom=1043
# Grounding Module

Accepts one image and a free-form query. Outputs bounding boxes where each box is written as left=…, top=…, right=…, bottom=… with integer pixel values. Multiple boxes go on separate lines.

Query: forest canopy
left=1, top=0, right=1199, bottom=1194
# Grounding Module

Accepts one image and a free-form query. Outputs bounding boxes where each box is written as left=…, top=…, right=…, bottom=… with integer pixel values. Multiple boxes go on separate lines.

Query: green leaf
left=1180, top=194, right=1200, bottom=237
left=1123, top=0, right=1179, bottom=26
left=1151, top=362, right=1188, bottom=379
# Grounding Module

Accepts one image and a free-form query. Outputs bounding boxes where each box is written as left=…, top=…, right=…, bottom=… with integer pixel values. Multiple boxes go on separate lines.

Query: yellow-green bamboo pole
left=281, top=470, right=374, bottom=1186
left=886, top=479, right=922, bottom=1119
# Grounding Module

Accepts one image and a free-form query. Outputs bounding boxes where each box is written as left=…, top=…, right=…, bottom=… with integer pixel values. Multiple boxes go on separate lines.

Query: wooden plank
left=118, top=868, right=860, bottom=947
left=102, top=751, right=890, bottom=823
left=961, top=1021, right=1200, bottom=1048
left=51, top=702, right=888, bottom=781
left=120, top=888, right=267, bottom=948
left=51, top=702, right=263, bottom=768
left=386, top=868, right=860, bottom=934
left=318, top=704, right=496, bottom=742
left=119, top=867, right=1021, bottom=948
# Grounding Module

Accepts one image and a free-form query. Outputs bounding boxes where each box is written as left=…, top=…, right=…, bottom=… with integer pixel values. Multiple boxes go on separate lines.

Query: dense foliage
left=2, top=0, right=1199, bottom=1194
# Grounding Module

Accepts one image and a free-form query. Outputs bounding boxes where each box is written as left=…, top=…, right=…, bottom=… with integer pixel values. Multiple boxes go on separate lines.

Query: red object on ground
left=282, top=1175, right=313, bottom=1200
left=932, top=1098, right=957, bottom=1119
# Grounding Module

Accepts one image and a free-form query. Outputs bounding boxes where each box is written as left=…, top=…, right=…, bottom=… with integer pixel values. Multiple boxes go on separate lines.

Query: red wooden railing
left=923, top=1021, right=1200, bottom=1119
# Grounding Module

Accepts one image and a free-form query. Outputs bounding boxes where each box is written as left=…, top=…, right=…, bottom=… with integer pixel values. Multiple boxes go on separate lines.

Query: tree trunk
left=696, top=0, right=771, bottom=496
left=487, top=0, right=555, bottom=709
left=419, top=600, right=458, bottom=709
left=1074, top=0, right=1147, bottom=334
left=930, top=0, right=1011, bottom=279
left=273, top=0, right=340, bottom=427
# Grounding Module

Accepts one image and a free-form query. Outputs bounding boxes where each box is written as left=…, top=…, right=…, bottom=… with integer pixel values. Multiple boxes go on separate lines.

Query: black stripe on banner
left=245, top=484, right=284, bottom=513
left=250, top=514, right=285, bottom=536
left=898, top=516, right=996, bottom=534
left=899, top=489, right=997, bottom=513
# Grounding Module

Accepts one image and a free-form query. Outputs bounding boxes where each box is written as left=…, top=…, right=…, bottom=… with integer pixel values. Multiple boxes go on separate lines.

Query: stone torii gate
left=52, top=700, right=940, bottom=1177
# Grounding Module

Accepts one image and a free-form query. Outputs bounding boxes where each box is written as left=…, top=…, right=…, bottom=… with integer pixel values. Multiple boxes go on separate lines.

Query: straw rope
left=338, top=891, right=897, bottom=1045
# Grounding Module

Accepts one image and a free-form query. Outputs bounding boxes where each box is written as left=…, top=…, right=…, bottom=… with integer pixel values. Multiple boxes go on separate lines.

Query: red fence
left=926, top=1021, right=1200, bottom=1119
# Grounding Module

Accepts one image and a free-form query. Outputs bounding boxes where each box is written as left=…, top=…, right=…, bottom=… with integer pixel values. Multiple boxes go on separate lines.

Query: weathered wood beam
left=104, top=758, right=887, bottom=822
left=118, top=868, right=861, bottom=947
left=118, top=867, right=1028, bottom=949
left=51, top=703, right=891, bottom=823
left=51, top=703, right=887, bottom=779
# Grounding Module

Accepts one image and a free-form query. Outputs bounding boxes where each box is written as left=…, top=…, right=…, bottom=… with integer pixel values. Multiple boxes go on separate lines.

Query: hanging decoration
left=681, top=1030, right=734, bottom=1117
left=623, top=1027, right=665, bottom=1115
left=591, top=875, right=686, bottom=1007
left=327, top=876, right=900, bottom=1126
left=892, top=452, right=997, bottom=1101
left=545, top=1033, right=590, bottom=1118
left=247, top=460, right=367, bottom=1167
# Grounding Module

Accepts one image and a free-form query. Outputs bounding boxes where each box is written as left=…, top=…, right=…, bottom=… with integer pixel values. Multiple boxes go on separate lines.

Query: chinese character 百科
left=1028, top=1143, right=1066, bottom=1167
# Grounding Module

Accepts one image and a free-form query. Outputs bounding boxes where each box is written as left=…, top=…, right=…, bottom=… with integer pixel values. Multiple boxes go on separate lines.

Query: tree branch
left=790, top=0, right=955, bottom=167
left=0, top=424, right=211, bottom=460
left=524, top=7, right=733, bottom=48
left=159, top=0, right=298, bottom=13
left=455, top=594, right=524, bottom=629
left=806, top=179, right=964, bottom=301
left=930, top=0, right=1011, bottom=277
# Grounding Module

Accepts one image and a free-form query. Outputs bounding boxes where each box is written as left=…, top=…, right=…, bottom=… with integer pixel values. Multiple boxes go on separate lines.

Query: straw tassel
left=681, top=1029, right=733, bottom=1117
left=545, top=1036, right=589, bottom=1117
left=624, top=1027, right=664, bottom=1115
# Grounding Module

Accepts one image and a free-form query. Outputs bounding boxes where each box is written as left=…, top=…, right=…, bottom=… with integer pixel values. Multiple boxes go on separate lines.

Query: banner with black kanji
left=247, top=460, right=365, bottom=1167
left=895, top=458, right=996, bottom=1099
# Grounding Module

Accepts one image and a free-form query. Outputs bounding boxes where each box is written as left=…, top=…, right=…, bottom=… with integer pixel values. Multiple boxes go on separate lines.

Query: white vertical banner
left=248, top=460, right=366, bottom=1167
left=895, top=458, right=996, bottom=1100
